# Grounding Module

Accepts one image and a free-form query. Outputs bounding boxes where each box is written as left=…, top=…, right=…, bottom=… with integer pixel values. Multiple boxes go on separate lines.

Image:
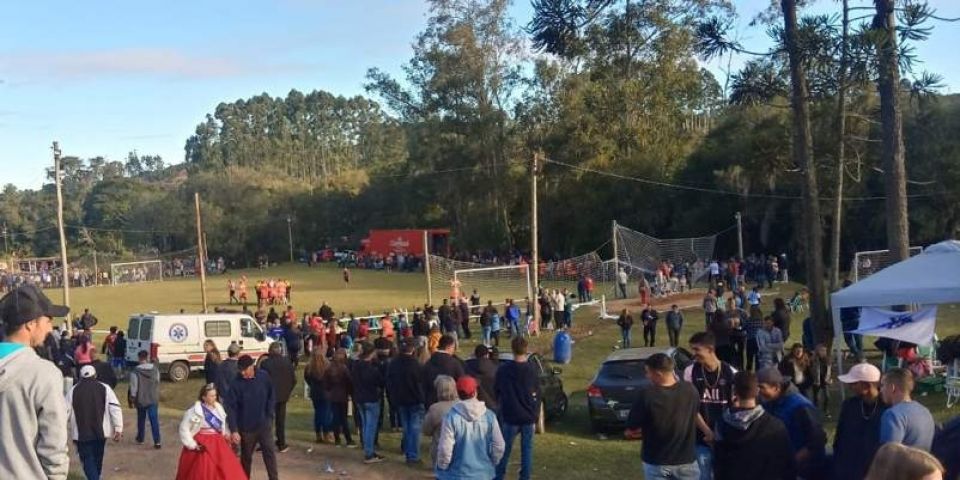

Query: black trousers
left=667, top=327, right=681, bottom=348
left=240, top=424, right=278, bottom=480
left=461, top=319, right=471, bottom=339
left=643, top=323, right=656, bottom=346
left=330, top=401, right=353, bottom=444
left=274, top=401, right=288, bottom=449
left=746, top=338, right=760, bottom=371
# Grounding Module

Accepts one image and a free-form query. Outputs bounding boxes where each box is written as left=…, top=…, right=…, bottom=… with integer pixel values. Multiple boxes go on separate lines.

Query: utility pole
left=1, top=223, right=7, bottom=254
left=423, top=230, right=433, bottom=305
left=611, top=220, right=618, bottom=267
left=287, top=215, right=294, bottom=263
left=735, top=212, right=744, bottom=260
left=530, top=152, right=540, bottom=333
left=53, top=142, right=72, bottom=333
left=194, top=193, right=208, bottom=313
left=92, top=250, right=99, bottom=287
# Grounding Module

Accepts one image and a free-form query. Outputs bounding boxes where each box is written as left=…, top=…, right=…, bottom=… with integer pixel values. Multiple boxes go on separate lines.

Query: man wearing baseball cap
left=0, top=285, right=71, bottom=479
left=435, top=375, right=505, bottom=480
left=757, top=366, right=827, bottom=479
left=66, top=365, right=123, bottom=480
left=833, top=362, right=888, bottom=480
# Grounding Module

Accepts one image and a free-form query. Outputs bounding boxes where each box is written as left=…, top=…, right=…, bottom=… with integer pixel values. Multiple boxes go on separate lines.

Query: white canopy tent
left=830, top=240, right=960, bottom=378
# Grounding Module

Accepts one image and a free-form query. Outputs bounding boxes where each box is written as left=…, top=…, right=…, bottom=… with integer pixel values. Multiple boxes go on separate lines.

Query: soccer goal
left=850, top=246, right=923, bottom=282
left=110, top=260, right=163, bottom=286
left=612, top=221, right=717, bottom=282
left=427, top=254, right=532, bottom=306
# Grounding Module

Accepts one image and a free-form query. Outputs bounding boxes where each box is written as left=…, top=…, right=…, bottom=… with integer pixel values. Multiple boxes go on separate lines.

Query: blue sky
left=2, top=0, right=958, bottom=190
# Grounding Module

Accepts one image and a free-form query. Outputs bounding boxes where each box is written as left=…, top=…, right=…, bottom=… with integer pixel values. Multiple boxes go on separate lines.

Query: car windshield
left=598, top=360, right=646, bottom=380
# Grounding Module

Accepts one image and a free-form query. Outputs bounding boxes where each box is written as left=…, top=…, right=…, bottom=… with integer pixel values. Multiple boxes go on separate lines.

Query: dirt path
left=79, top=412, right=432, bottom=480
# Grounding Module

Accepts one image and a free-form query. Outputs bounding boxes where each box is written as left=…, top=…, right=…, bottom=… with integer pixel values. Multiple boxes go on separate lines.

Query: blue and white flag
left=848, top=306, right=938, bottom=346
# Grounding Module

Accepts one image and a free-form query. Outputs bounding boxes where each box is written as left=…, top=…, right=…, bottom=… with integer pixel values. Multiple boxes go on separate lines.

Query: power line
left=543, top=157, right=945, bottom=202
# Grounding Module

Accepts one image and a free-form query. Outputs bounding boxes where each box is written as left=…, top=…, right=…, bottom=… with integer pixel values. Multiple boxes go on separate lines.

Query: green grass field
left=51, top=264, right=960, bottom=479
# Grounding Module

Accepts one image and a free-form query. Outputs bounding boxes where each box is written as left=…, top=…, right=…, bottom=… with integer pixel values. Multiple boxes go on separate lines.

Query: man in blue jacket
left=758, top=367, right=827, bottom=479
left=494, top=337, right=540, bottom=480
left=225, top=355, right=278, bottom=480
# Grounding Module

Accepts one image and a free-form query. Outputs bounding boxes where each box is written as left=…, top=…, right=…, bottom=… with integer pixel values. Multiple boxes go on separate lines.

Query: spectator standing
left=387, top=338, right=427, bottom=465
left=174, top=383, right=246, bottom=480
left=702, top=290, right=718, bottom=327
left=666, top=305, right=684, bottom=348
left=494, top=337, right=540, bottom=480
left=439, top=299, right=456, bottom=340
left=351, top=341, right=386, bottom=463
left=505, top=299, right=521, bottom=338
left=641, top=304, right=659, bottom=347
left=224, top=355, right=278, bottom=480
left=465, top=344, right=499, bottom=412
left=840, top=280, right=863, bottom=360
left=743, top=306, right=764, bottom=371
left=323, top=348, right=354, bottom=447
left=757, top=367, right=827, bottom=478
left=771, top=298, right=792, bottom=342
left=435, top=376, right=506, bottom=480
left=304, top=349, right=333, bottom=443
left=617, top=267, right=628, bottom=299
left=713, top=371, right=794, bottom=480
left=617, top=309, right=634, bottom=349
left=756, top=316, right=784, bottom=369
left=779, top=343, right=813, bottom=398
left=683, top=332, right=737, bottom=479
left=259, top=342, right=296, bottom=453
left=809, top=344, right=832, bottom=417
left=480, top=301, right=494, bottom=346
left=67, top=365, right=123, bottom=480
left=129, top=350, right=162, bottom=448
left=833, top=362, right=888, bottom=480
left=202, top=340, right=222, bottom=386
left=625, top=353, right=701, bottom=480
left=423, top=335, right=465, bottom=406
left=879, top=368, right=936, bottom=451
left=423, top=375, right=459, bottom=468
left=216, top=343, right=241, bottom=399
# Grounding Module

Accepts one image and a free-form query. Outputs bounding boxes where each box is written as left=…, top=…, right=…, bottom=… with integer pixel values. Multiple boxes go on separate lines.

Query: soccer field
left=51, top=264, right=960, bottom=479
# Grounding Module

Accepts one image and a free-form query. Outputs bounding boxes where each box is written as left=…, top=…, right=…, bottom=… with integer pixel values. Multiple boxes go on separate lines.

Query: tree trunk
left=781, top=0, right=828, bottom=341
left=829, top=0, right=850, bottom=292
left=875, top=0, right=910, bottom=262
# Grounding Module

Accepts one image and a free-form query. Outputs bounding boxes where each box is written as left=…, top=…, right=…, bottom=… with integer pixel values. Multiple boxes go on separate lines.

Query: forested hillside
left=2, top=0, right=958, bottom=275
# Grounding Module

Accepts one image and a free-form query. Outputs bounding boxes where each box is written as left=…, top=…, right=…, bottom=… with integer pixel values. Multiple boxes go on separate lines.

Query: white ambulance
left=125, top=313, right=273, bottom=382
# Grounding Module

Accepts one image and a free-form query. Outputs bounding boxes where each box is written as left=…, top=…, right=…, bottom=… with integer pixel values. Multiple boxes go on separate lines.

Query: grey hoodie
left=0, top=345, right=69, bottom=480
left=721, top=405, right=766, bottom=432
left=129, top=362, right=160, bottom=407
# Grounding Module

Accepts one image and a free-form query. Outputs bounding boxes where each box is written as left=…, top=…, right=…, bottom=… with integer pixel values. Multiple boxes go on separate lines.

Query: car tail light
left=150, top=342, right=159, bottom=361
left=587, top=384, right=603, bottom=398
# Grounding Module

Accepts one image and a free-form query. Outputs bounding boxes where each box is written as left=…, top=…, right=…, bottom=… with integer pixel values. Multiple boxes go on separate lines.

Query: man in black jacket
left=259, top=342, right=296, bottom=453
left=465, top=344, right=498, bottom=412
left=217, top=342, right=241, bottom=397
left=714, top=371, right=794, bottom=480
left=225, top=355, right=278, bottom=480
left=351, top=341, right=385, bottom=463
left=494, top=336, right=540, bottom=480
left=438, top=299, right=456, bottom=339
left=387, top=338, right=426, bottom=464
left=423, top=334, right=465, bottom=406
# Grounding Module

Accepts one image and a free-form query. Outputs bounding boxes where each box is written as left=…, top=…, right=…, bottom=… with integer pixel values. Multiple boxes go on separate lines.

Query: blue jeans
left=136, top=404, right=161, bottom=445
left=482, top=326, right=492, bottom=346
left=643, top=461, right=700, bottom=480
left=359, top=402, right=381, bottom=458
left=695, top=444, right=713, bottom=480
left=311, top=395, right=331, bottom=433
left=496, top=423, right=534, bottom=480
left=76, top=439, right=106, bottom=480
left=621, top=329, right=632, bottom=348
left=844, top=332, right=863, bottom=358
left=397, top=404, right=425, bottom=461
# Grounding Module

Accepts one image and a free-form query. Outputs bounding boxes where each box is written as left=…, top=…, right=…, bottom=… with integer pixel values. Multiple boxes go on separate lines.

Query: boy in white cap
left=66, top=365, right=123, bottom=480
left=833, top=362, right=887, bottom=480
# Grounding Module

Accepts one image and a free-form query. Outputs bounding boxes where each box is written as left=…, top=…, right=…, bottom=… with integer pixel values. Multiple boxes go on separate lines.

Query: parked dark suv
left=493, top=352, right=568, bottom=433
left=586, top=347, right=693, bottom=432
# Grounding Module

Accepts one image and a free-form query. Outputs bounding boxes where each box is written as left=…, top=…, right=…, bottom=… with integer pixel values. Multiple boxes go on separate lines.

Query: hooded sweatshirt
left=435, top=398, right=505, bottom=480
left=714, top=405, right=795, bottom=480
left=129, top=362, right=160, bottom=407
left=0, top=344, right=70, bottom=480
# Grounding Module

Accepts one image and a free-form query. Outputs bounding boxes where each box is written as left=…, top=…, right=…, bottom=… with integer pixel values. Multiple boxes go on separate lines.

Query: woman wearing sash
left=175, top=383, right=247, bottom=480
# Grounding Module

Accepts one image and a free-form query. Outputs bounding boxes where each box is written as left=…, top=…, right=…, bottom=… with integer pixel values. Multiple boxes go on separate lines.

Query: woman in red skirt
left=176, top=383, right=247, bottom=480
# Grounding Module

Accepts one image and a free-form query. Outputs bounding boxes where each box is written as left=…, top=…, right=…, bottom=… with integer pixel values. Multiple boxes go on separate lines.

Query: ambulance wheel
left=168, top=361, right=190, bottom=383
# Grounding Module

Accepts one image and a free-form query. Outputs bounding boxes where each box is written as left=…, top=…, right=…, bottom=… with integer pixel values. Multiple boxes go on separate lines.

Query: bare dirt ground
left=76, top=413, right=432, bottom=480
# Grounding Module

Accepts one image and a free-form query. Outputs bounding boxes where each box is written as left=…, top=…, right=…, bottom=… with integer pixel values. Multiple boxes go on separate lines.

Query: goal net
left=110, top=260, right=163, bottom=285
left=613, top=223, right=717, bottom=282
left=427, top=254, right=532, bottom=307
left=850, top=246, right=923, bottom=282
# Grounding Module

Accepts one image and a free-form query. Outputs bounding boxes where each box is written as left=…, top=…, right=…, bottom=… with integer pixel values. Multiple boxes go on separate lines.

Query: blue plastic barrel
left=553, top=330, right=572, bottom=364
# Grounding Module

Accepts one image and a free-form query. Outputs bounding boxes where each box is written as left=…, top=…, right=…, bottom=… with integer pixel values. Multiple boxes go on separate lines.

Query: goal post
left=453, top=264, right=533, bottom=305
left=850, top=246, right=923, bottom=282
left=110, top=260, right=163, bottom=286
left=613, top=223, right=719, bottom=283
